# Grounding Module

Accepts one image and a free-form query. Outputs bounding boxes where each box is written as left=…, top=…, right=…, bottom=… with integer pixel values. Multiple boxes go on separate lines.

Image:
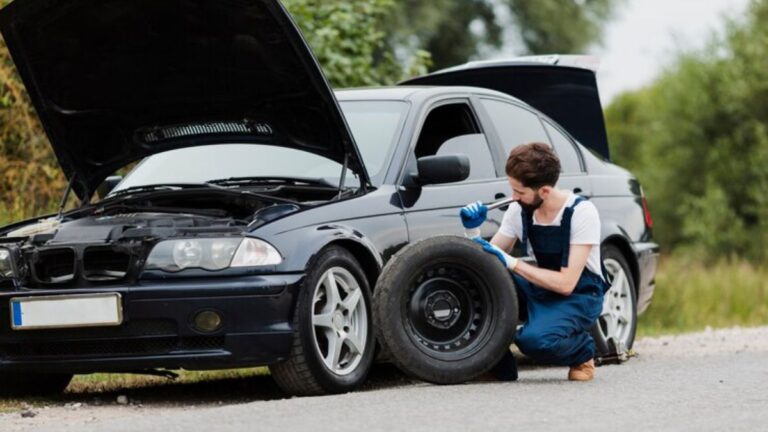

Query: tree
left=283, top=0, right=430, bottom=87
left=507, top=0, right=618, bottom=55
left=605, top=0, right=768, bottom=262
left=0, top=0, right=427, bottom=224
left=0, top=0, right=66, bottom=222
left=0, top=0, right=621, bottom=224
left=389, top=0, right=622, bottom=71
left=388, top=0, right=502, bottom=71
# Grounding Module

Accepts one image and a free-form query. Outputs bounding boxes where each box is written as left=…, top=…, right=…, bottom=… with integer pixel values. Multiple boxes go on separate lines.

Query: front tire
left=592, top=244, right=638, bottom=357
left=270, top=246, right=374, bottom=396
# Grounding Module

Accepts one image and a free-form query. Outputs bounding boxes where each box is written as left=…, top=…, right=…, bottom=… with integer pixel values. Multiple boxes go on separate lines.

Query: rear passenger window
left=543, top=120, right=583, bottom=173
left=480, top=99, right=549, bottom=155
left=413, top=103, right=496, bottom=181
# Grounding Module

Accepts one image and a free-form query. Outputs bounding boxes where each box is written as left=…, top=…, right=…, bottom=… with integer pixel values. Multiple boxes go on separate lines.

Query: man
left=460, top=142, right=609, bottom=382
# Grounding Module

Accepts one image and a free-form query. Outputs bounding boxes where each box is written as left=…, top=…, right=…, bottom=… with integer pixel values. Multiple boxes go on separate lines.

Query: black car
left=0, top=0, right=658, bottom=396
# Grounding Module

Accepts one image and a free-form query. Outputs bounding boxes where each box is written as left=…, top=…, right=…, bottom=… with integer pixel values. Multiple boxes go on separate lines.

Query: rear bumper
left=633, top=242, right=659, bottom=315
left=0, top=273, right=304, bottom=373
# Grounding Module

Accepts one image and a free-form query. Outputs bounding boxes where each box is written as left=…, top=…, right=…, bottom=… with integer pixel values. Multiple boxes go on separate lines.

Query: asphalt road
left=3, top=326, right=768, bottom=432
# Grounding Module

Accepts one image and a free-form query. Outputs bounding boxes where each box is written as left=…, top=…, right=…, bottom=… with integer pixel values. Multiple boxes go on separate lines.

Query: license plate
left=10, top=293, right=123, bottom=330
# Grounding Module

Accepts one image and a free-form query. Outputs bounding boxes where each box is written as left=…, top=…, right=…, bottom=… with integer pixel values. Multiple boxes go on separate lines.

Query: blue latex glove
left=459, top=201, right=488, bottom=229
left=472, top=238, right=518, bottom=271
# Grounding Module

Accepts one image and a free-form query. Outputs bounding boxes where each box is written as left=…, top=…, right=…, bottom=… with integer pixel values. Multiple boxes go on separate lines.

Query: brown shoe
left=568, top=359, right=595, bottom=381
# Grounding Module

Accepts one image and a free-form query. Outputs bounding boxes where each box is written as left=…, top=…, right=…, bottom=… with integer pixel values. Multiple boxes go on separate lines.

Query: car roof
left=335, top=85, right=528, bottom=105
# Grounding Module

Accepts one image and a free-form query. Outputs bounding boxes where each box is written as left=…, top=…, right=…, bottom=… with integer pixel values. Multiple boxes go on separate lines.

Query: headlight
left=230, top=237, right=283, bottom=267
left=145, top=238, right=282, bottom=272
left=0, top=248, right=15, bottom=278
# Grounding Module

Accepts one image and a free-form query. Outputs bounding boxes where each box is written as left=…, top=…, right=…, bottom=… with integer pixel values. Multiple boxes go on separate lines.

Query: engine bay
left=0, top=184, right=350, bottom=288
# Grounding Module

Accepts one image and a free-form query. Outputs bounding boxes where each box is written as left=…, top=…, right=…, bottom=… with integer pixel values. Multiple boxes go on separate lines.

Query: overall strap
left=559, top=196, right=587, bottom=267
left=520, top=208, right=534, bottom=258
left=600, top=260, right=612, bottom=289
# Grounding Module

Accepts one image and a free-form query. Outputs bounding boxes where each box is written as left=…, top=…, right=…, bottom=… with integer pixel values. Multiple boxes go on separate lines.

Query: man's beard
left=518, top=195, right=544, bottom=214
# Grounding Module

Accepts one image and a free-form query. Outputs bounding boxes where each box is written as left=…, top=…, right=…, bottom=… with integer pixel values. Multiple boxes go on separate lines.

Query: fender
left=266, top=223, right=384, bottom=276
left=600, top=219, right=633, bottom=246
left=600, top=221, right=640, bottom=292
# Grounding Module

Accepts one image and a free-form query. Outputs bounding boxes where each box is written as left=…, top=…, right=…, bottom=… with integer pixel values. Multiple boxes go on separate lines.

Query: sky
left=591, top=0, right=751, bottom=104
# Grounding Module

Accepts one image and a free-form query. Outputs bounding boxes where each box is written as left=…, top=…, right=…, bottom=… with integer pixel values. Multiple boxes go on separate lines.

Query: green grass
left=67, top=368, right=269, bottom=392
left=0, top=364, right=413, bottom=412
left=0, top=368, right=271, bottom=413
left=637, top=253, right=768, bottom=336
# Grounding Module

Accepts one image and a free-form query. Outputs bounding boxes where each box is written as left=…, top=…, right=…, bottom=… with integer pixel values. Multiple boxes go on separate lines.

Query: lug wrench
left=484, top=197, right=517, bottom=211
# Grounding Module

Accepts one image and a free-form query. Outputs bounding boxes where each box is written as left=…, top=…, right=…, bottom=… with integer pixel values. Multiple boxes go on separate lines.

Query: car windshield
left=111, top=100, right=408, bottom=194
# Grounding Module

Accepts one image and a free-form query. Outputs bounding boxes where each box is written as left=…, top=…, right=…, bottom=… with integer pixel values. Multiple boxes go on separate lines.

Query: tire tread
left=269, top=320, right=325, bottom=396
left=270, top=246, right=373, bottom=396
left=373, top=236, right=517, bottom=384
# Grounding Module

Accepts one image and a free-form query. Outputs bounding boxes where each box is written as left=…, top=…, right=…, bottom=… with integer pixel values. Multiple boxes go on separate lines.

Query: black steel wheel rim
left=403, top=262, right=495, bottom=359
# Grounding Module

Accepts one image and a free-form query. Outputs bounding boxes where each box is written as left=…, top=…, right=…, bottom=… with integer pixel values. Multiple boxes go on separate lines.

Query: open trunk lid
left=401, top=56, right=611, bottom=160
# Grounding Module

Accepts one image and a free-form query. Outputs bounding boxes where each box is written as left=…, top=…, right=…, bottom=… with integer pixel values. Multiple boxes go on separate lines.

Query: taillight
left=641, top=196, right=654, bottom=229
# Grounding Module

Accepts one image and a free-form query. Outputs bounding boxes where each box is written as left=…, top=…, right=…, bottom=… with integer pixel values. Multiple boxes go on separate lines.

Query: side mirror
left=97, top=176, right=123, bottom=198
left=407, top=154, right=470, bottom=186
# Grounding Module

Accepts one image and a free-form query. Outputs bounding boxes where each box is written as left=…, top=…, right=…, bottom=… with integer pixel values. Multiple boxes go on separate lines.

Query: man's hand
left=460, top=201, right=488, bottom=229
left=473, top=238, right=518, bottom=271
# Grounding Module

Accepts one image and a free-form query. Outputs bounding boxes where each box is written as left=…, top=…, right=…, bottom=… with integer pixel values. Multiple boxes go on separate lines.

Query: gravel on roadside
left=633, top=325, right=768, bottom=358
left=2, top=326, right=767, bottom=431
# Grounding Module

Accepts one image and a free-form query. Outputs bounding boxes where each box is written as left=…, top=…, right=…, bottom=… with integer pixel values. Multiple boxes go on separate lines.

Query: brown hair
left=505, top=142, right=561, bottom=188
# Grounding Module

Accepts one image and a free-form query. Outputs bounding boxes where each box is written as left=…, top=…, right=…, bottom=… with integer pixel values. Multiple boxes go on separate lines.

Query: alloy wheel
left=311, top=267, right=368, bottom=376
left=596, top=258, right=634, bottom=347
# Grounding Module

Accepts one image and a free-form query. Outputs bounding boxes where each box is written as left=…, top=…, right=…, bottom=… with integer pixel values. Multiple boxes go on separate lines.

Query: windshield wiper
left=207, top=176, right=336, bottom=188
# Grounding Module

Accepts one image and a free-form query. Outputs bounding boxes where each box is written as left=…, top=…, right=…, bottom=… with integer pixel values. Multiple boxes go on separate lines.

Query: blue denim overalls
left=495, top=197, right=610, bottom=378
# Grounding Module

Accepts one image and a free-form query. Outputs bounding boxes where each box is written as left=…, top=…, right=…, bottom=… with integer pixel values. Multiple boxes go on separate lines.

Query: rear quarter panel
left=585, top=151, right=658, bottom=314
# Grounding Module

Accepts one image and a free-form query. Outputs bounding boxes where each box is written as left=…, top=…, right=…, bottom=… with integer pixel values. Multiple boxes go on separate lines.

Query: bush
left=605, top=0, right=768, bottom=262
left=638, top=253, right=768, bottom=335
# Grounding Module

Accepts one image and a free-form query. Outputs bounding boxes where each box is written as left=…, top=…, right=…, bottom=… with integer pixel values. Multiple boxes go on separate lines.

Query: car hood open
left=0, top=0, right=370, bottom=199
left=401, top=56, right=611, bottom=160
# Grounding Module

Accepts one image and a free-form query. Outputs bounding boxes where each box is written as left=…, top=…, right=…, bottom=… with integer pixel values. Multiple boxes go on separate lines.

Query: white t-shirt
left=498, top=192, right=603, bottom=277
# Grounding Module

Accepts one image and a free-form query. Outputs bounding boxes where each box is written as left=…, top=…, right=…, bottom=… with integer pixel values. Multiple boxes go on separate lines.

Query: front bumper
left=0, top=273, right=303, bottom=373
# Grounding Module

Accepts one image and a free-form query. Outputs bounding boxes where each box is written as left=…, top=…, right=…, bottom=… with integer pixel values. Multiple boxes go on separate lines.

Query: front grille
left=1, top=336, right=225, bottom=359
left=33, top=248, right=75, bottom=283
left=183, top=336, right=228, bottom=351
left=83, top=247, right=131, bottom=282
left=23, top=244, right=142, bottom=287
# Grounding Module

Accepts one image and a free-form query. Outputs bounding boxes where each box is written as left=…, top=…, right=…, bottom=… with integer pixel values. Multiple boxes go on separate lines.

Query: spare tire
left=373, top=236, right=518, bottom=384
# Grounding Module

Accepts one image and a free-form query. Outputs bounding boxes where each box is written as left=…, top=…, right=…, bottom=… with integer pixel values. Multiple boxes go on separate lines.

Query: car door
left=398, top=98, right=508, bottom=242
